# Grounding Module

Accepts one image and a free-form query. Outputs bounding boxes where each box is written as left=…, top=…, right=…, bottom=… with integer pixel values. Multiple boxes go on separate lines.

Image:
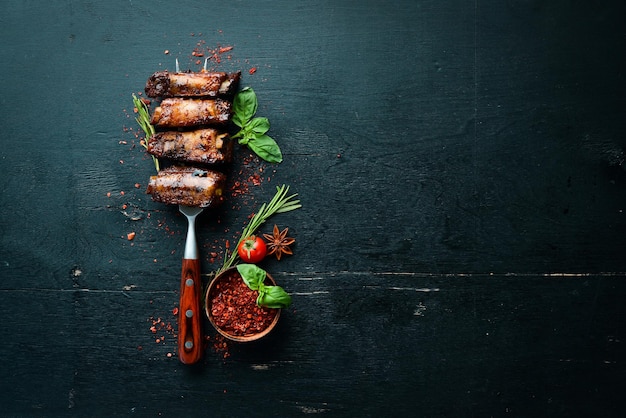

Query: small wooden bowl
left=205, top=267, right=281, bottom=342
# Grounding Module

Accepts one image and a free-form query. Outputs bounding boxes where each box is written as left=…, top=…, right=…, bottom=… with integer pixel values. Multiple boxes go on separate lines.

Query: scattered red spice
left=203, top=43, right=234, bottom=67
left=147, top=314, right=177, bottom=356
left=121, top=35, right=282, bottom=360
left=127, top=232, right=136, bottom=241
left=207, top=334, right=231, bottom=359
left=248, top=173, right=262, bottom=186
left=208, top=270, right=278, bottom=336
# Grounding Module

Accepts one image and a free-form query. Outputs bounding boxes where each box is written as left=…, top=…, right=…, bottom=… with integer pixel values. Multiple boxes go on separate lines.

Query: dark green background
left=1, top=1, right=625, bottom=416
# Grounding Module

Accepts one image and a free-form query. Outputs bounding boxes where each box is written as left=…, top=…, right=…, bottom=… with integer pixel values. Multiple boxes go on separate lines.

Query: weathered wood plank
left=1, top=0, right=625, bottom=416
left=1, top=274, right=624, bottom=416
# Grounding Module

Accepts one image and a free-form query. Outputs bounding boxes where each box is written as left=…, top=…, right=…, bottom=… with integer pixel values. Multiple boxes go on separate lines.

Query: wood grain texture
left=1, top=0, right=625, bottom=416
left=0, top=274, right=624, bottom=416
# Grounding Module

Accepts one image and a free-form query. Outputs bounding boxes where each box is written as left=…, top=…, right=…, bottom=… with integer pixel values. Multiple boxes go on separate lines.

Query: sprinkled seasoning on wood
left=120, top=36, right=278, bottom=358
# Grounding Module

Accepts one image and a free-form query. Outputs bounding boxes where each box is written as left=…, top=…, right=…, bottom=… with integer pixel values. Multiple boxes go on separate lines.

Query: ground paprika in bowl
left=205, top=267, right=281, bottom=342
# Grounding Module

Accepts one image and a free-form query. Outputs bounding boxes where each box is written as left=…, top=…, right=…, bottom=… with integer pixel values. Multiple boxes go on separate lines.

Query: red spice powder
left=203, top=43, right=234, bottom=68
left=209, top=271, right=278, bottom=336
left=207, top=334, right=231, bottom=359
left=123, top=35, right=278, bottom=358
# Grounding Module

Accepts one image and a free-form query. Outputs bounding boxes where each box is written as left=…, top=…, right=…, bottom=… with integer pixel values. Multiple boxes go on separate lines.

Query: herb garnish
left=237, top=264, right=292, bottom=309
left=232, top=87, right=283, bottom=163
left=218, top=184, right=301, bottom=274
left=132, top=94, right=160, bottom=172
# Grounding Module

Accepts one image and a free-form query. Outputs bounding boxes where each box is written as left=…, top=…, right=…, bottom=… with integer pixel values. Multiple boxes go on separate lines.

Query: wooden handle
left=178, top=258, right=203, bottom=364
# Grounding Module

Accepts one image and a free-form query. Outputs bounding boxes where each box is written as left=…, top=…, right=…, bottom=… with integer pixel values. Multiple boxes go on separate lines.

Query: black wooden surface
left=1, top=1, right=625, bottom=416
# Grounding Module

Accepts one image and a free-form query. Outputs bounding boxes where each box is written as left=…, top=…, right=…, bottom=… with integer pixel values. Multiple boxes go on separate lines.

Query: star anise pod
left=263, top=224, right=295, bottom=260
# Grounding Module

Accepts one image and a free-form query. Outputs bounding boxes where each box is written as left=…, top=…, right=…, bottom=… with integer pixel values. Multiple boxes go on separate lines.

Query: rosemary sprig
left=132, top=94, right=160, bottom=172
left=217, top=184, right=301, bottom=274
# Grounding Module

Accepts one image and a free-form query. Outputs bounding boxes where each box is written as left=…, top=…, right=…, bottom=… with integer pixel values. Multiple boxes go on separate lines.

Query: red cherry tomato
left=237, top=235, right=267, bottom=263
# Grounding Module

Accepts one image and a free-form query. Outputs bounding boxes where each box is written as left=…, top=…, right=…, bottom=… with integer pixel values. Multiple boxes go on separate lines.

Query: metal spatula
left=177, top=205, right=204, bottom=364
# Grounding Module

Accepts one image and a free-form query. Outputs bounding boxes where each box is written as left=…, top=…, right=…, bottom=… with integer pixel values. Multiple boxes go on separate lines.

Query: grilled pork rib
left=145, top=71, right=241, bottom=98
left=146, top=166, right=226, bottom=208
left=150, top=98, right=231, bottom=128
left=147, top=129, right=233, bottom=165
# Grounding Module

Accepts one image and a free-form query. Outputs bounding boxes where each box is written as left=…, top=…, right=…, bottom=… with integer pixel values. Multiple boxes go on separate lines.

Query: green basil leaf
left=257, top=285, right=292, bottom=309
left=237, top=134, right=249, bottom=145
left=232, top=113, right=246, bottom=129
left=245, top=130, right=259, bottom=144
left=232, top=87, right=257, bottom=128
left=247, top=134, right=283, bottom=163
left=237, top=263, right=266, bottom=291
left=247, top=117, right=270, bottom=135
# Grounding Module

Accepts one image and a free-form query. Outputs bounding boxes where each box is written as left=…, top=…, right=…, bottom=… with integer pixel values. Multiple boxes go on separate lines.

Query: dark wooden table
left=2, top=1, right=625, bottom=416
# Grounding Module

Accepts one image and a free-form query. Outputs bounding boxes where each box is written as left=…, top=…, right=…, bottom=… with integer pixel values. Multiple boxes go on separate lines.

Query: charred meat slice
left=146, top=166, right=226, bottom=208
left=145, top=71, right=241, bottom=98
left=150, top=98, right=231, bottom=128
left=147, top=129, right=233, bottom=165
